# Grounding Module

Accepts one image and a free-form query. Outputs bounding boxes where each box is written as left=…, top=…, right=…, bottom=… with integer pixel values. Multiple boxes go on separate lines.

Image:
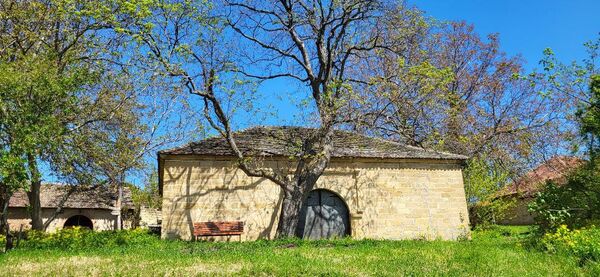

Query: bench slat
left=193, top=221, right=244, bottom=237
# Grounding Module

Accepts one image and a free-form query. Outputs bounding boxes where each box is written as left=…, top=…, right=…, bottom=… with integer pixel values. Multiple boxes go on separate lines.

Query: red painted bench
left=193, top=221, right=244, bottom=241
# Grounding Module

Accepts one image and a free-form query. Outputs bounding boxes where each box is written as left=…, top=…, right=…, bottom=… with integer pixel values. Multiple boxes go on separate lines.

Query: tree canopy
left=0, top=0, right=190, bottom=237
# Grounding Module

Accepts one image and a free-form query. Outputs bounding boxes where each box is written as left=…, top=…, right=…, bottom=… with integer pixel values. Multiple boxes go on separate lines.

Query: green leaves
left=0, top=54, right=79, bottom=191
left=0, top=0, right=150, bottom=191
left=577, top=75, right=600, bottom=158
left=529, top=162, right=600, bottom=231
left=463, top=156, right=514, bottom=227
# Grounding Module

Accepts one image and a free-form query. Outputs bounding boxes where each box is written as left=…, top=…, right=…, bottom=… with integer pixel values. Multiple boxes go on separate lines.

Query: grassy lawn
left=0, top=226, right=598, bottom=276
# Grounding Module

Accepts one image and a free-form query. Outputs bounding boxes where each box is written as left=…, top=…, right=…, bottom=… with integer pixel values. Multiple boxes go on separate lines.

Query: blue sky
left=410, top=0, right=600, bottom=70
left=249, top=0, right=600, bottom=128
left=49, top=1, right=600, bottom=186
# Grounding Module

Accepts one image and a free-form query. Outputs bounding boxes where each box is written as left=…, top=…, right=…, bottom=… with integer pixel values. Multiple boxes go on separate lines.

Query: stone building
left=8, top=184, right=134, bottom=231
left=139, top=206, right=162, bottom=227
left=158, top=126, right=470, bottom=241
left=497, top=156, right=584, bottom=225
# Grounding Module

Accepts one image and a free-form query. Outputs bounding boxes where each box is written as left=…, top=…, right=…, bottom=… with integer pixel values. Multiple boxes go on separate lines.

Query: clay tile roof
left=9, top=183, right=134, bottom=210
left=499, top=156, right=585, bottom=198
left=159, top=126, right=467, bottom=160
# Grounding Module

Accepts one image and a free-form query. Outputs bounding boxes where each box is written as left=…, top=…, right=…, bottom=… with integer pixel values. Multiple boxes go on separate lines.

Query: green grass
left=0, top=226, right=598, bottom=276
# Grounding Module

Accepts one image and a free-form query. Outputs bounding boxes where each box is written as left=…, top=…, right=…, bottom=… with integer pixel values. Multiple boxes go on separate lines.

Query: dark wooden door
left=297, top=190, right=350, bottom=239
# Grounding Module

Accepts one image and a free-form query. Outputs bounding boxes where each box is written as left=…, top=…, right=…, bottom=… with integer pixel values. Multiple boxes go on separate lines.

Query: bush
left=20, top=227, right=159, bottom=250
left=529, top=163, right=600, bottom=231
left=463, top=156, right=513, bottom=228
left=540, top=225, right=600, bottom=265
left=0, top=234, right=5, bottom=247
left=469, top=198, right=516, bottom=228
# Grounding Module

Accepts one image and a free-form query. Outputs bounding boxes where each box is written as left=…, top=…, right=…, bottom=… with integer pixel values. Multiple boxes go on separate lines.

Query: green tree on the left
left=0, top=0, right=149, bottom=245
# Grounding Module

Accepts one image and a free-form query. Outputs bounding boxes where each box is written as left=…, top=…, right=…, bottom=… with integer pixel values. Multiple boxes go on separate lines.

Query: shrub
left=0, top=234, right=5, bottom=247
left=463, top=156, right=513, bottom=228
left=529, top=163, right=600, bottom=231
left=469, top=198, right=516, bottom=228
left=540, top=225, right=600, bottom=265
left=20, top=227, right=159, bottom=250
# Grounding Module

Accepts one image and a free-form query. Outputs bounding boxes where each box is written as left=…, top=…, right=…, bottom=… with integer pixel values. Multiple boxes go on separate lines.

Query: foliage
left=540, top=225, right=600, bottom=265
left=528, top=75, right=600, bottom=232
left=535, top=37, right=599, bottom=156
left=577, top=75, right=600, bottom=158
left=0, top=51, right=86, bottom=189
left=0, top=0, right=179, bottom=235
left=463, top=156, right=514, bottom=227
left=469, top=199, right=516, bottom=229
left=349, top=7, right=565, bottom=169
left=464, top=157, right=510, bottom=203
left=346, top=5, right=577, bottom=225
left=1, top=226, right=598, bottom=275
left=528, top=182, right=572, bottom=230
left=529, top=163, right=600, bottom=231
left=129, top=171, right=161, bottom=210
left=21, top=227, right=157, bottom=250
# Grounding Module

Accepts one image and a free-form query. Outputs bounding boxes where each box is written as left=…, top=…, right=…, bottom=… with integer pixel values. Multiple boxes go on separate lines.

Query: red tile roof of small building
left=499, top=156, right=584, bottom=198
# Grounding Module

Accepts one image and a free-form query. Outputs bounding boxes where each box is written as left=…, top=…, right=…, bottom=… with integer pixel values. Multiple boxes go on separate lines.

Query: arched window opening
left=63, top=215, right=94, bottom=230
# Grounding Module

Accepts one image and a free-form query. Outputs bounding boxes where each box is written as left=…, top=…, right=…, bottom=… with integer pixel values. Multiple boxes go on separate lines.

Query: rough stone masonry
left=158, top=126, right=470, bottom=241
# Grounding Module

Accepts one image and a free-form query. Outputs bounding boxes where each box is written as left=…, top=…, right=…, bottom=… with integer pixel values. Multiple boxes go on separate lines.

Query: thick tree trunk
left=274, top=127, right=335, bottom=238
left=26, top=154, right=43, bottom=231
left=275, top=172, right=333, bottom=238
left=27, top=181, right=43, bottom=230
left=0, top=187, right=9, bottom=237
left=275, top=187, right=309, bottom=238
left=0, top=186, right=13, bottom=251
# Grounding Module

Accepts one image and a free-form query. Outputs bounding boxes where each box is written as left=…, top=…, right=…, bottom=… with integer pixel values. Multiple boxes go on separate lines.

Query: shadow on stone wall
left=163, top=164, right=283, bottom=240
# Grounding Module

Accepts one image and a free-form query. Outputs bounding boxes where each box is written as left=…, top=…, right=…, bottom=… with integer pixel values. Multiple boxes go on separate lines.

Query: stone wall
left=7, top=207, right=121, bottom=232
left=161, top=156, right=470, bottom=241
left=140, top=206, right=162, bottom=227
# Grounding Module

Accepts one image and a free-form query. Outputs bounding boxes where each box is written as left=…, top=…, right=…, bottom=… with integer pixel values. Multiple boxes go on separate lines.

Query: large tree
left=349, top=10, right=566, bottom=165
left=0, top=0, right=172, bottom=234
left=117, top=0, right=387, bottom=237
left=341, top=6, right=576, bottom=224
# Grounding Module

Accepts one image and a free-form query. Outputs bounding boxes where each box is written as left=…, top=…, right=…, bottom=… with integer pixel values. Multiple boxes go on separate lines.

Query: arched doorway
left=296, top=189, right=351, bottom=239
left=63, top=215, right=93, bottom=230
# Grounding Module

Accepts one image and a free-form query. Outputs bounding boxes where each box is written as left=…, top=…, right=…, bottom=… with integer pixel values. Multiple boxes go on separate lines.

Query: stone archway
left=63, top=215, right=94, bottom=230
left=296, top=189, right=351, bottom=239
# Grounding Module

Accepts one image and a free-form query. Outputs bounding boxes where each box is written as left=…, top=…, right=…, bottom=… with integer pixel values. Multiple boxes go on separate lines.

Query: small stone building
left=139, top=206, right=162, bottom=227
left=498, top=156, right=584, bottom=225
left=8, top=184, right=134, bottom=231
left=158, top=126, right=470, bottom=241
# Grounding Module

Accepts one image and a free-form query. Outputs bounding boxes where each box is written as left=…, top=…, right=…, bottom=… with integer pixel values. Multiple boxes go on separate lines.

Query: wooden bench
left=193, top=221, right=244, bottom=241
